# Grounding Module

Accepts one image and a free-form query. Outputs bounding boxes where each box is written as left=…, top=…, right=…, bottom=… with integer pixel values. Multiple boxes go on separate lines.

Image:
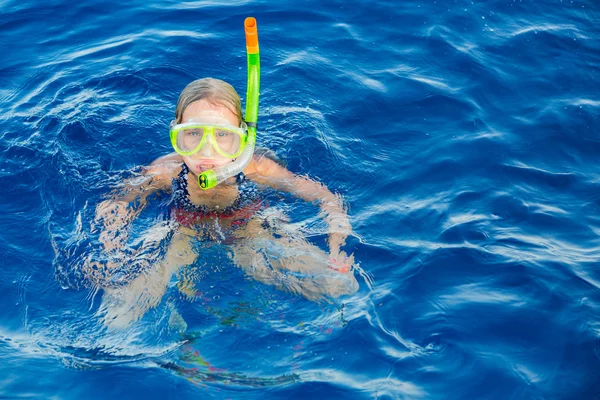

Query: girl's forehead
left=182, top=99, right=237, bottom=124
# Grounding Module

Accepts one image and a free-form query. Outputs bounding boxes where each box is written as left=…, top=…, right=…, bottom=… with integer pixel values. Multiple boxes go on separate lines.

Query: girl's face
left=180, top=99, right=240, bottom=176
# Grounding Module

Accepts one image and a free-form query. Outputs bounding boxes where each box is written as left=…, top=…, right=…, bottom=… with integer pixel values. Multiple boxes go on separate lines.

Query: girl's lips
left=191, top=159, right=230, bottom=173
left=196, top=164, right=215, bottom=173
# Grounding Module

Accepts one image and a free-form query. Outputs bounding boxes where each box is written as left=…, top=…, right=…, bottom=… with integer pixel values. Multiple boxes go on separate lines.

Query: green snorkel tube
left=198, top=17, right=260, bottom=189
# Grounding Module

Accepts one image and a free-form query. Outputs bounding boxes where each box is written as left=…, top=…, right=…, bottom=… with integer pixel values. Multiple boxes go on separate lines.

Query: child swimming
left=90, top=19, right=358, bottom=328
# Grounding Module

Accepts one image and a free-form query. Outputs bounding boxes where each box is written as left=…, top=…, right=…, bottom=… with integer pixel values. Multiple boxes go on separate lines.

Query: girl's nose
left=198, top=141, right=214, bottom=157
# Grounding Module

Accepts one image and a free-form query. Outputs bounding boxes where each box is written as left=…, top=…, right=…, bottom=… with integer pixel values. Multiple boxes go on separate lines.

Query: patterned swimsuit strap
left=173, top=164, right=249, bottom=212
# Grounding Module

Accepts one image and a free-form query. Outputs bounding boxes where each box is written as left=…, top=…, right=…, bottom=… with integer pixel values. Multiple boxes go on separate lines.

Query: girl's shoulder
left=146, top=153, right=184, bottom=180
left=253, top=147, right=285, bottom=167
left=243, top=148, right=274, bottom=176
left=244, top=148, right=294, bottom=186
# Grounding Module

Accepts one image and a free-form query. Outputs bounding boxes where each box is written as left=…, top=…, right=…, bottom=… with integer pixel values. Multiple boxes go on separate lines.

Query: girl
left=92, top=78, right=358, bottom=328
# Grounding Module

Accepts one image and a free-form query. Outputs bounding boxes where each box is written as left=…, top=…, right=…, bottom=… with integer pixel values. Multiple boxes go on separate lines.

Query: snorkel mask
left=169, top=17, right=260, bottom=189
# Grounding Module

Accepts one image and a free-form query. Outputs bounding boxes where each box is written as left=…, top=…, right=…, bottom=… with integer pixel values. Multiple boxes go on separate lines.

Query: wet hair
left=174, top=78, right=243, bottom=124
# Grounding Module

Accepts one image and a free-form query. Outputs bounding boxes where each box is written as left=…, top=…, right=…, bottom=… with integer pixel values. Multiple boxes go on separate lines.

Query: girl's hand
left=94, top=200, right=134, bottom=251
left=327, top=250, right=354, bottom=273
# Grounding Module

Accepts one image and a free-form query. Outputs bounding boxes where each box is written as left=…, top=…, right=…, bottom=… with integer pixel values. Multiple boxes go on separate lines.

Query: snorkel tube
left=198, top=17, right=260, bottom=189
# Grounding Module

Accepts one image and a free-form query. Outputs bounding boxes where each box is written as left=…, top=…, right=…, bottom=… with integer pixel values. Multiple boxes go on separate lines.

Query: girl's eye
left=217, top=131, right=230, bottom=137
left=188, top=129, right=202, bottom=136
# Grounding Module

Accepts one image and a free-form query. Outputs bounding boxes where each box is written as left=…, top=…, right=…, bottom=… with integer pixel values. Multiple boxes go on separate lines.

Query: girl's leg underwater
left=99, top=229, right=197, bottom=328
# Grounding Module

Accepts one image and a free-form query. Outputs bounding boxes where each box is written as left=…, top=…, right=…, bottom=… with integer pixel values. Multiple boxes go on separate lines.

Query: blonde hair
left=174, top=78, right=243, bottom=124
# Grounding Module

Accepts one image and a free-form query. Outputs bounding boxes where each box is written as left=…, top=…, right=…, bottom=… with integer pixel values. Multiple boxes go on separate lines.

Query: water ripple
left=1, top=0, right=600, bottom=398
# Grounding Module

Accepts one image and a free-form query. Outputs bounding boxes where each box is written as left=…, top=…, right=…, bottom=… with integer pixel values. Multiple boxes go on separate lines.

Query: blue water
left=1, top=0, right=600, bottom=398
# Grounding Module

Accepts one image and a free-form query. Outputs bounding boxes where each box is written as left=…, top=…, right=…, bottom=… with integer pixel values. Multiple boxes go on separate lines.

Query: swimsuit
left=170, top=164, right=265, bottom=230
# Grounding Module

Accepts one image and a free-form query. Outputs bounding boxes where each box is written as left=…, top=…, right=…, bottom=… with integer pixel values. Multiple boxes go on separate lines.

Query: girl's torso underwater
left=170, top=163, right=265, bottom=239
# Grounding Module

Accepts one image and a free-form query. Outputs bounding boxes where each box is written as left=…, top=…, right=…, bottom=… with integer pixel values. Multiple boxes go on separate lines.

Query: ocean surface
left=1, top=0, right=600, bottom=398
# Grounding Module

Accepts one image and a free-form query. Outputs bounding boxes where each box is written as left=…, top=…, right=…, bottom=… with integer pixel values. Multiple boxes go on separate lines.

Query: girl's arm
left=95, top=160, right=176, bottom=252
left=247, top=156, right=353, bottom=270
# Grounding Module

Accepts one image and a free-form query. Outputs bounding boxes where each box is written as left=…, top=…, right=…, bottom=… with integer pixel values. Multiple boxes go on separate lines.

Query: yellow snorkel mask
left=170, top=120, right=248, bottom=159
left=169, top=17, right=260, bottom=189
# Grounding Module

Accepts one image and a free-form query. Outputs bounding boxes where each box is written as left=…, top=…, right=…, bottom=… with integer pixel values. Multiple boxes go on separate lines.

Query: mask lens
left=214, top=128, right=241, bottom=156
left=176, top=127, right=205, bottom=153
